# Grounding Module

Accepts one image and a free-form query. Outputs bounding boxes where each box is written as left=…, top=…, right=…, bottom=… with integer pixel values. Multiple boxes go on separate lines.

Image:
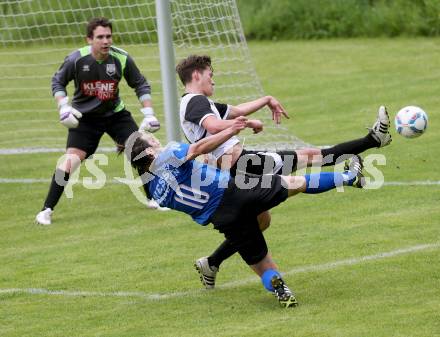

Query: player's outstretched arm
left=186, top=117, right=247, bottom=160
left=228, top=95, right=289, bottom=124
left=203, top=115, right=263, bottom=135
left=202, top=115, right=239, bottom=134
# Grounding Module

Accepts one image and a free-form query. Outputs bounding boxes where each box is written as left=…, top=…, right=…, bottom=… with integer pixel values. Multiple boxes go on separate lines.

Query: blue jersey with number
left=147, top=142, right=230, bottom=225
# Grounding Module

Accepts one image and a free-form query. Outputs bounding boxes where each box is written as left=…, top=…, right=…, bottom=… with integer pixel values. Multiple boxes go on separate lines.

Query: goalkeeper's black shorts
left=66, top=109, right=138, bottom=157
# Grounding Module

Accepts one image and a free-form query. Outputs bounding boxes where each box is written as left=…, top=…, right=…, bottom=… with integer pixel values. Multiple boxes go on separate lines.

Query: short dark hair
left=87, top=17, right=112, bottom=38
left=175, top=55, right=212, bottom=85
left=118, top=131, right=154, bottom=170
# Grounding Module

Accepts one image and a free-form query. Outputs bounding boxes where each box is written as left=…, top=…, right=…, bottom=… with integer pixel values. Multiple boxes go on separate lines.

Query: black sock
left=42, top=169, right=70, bottom=210
left=321, top=133, right=378, bottom=166
left=207, top=239, right=237, bottom=269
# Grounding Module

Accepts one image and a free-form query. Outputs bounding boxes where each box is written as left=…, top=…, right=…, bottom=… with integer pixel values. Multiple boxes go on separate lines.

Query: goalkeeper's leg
left=36, top=122, right=101, bottom=225
left=35, top=147, right=86, bottom=225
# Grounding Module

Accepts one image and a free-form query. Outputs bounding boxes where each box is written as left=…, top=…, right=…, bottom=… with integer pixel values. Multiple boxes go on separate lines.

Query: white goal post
left=0, top=0, right=307, bottom=150
left=156, top=0, right=180, bottom=143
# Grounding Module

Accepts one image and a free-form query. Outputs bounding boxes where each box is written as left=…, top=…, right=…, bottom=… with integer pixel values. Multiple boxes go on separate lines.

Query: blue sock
left=261, top=269, right=281, bottom=292
left=305, top=172, right=356, bottom=194
left=304, top=172, right=343, bottom=194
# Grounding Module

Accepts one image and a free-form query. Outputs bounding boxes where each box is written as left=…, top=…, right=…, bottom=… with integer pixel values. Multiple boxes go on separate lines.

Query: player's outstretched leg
left=194, top=256, right=218, bottom=289
left=296, top=106, right=391, bottom=169
left=369, top=105, right=392, bottom=147
left=343, top=154, right=365, bottom=188
left=283, top=154, right=365, bottom=197
left=305, top=154, right=365, bottom=193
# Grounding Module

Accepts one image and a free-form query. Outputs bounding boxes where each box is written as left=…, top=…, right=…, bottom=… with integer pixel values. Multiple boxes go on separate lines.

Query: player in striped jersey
left=176, top=54, right=391, bottom=289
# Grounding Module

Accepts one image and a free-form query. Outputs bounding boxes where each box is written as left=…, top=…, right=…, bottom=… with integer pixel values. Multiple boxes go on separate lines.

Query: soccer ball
left=394, top=106, right=428, bottom=138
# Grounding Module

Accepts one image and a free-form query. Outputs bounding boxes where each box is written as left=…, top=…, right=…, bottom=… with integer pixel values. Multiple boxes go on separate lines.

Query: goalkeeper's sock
left=42, top=169, right=69, bottom=210
left=321, top=134, right=377, bottom=166
left=261, top=269, right=282, bottom=292
left=208, top=239, right=237, bottom=269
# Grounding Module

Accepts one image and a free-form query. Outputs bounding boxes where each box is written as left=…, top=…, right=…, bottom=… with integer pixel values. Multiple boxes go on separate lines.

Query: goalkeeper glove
left=139, top=107, right=160, bottom=132
left=58, top=97, right=82, bottom=128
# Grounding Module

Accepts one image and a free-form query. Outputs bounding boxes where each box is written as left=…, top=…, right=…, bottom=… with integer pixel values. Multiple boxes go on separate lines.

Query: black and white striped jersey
left=179, top=93, right=240, bottom=159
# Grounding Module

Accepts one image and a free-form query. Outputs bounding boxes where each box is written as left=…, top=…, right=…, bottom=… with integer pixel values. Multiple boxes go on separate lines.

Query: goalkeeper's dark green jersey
left=51, top=45, right=151, bottom=117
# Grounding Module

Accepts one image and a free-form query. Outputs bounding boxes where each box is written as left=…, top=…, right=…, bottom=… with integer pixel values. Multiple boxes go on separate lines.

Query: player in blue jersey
left=122, top=120, right=366, bottom=308
left=35, top=17, right=166, bottom=225
left=176, top=54, right=392, bottom=289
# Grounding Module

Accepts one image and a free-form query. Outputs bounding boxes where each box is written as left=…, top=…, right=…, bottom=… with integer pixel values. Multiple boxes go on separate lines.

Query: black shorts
left=66, top=109, right=138, bottom=157
left=209, top=174, right=288, bottom=265
left=230, top=149, right=298, bottom=177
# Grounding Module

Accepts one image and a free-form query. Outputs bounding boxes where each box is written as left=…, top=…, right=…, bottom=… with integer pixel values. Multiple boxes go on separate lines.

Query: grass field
left=1, top=38, right=440, bottom=337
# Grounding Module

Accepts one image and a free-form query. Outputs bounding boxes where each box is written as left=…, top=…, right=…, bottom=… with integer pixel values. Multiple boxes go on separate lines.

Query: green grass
left=1, top=38, right=440, bottom=337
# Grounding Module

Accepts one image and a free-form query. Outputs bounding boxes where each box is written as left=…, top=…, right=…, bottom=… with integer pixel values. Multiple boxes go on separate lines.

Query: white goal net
left=0, top=0, right=307, bottom=151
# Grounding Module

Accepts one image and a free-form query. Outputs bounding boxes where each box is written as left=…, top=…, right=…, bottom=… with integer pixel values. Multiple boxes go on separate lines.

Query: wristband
left=140, top=107, right=154, bottom=117
left=57, top=96, right=69, bottom=108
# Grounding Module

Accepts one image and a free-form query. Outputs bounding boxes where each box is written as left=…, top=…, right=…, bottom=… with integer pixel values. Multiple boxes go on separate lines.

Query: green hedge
left=236, top=0, right=440, bottom=39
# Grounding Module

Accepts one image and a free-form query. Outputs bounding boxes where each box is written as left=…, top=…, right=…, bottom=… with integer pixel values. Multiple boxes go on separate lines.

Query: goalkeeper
left=176, top=54, right=392, bottom=289
left=36, top=17, right=165, bottom=226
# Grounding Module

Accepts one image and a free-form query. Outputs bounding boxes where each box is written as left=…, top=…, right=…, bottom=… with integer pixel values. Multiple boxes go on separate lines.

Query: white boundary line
left=0, top=178, right=52, bottom=183
left=1, top=242, right=438, bottom=300
left=383, top=181, right=440, bottom=186
left=0, top=178, right=133, bottom=184
left=0, top=147, right=117, bottom=155
left=1, top=178, right=439, bottom=186
left=221, top=242, right=440, bottom=289
left=0, top=144, right=363, bottom=155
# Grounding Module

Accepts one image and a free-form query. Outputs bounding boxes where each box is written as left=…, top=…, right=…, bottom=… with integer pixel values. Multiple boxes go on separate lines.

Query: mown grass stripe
left=1, top=242, right=438, bottom=300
